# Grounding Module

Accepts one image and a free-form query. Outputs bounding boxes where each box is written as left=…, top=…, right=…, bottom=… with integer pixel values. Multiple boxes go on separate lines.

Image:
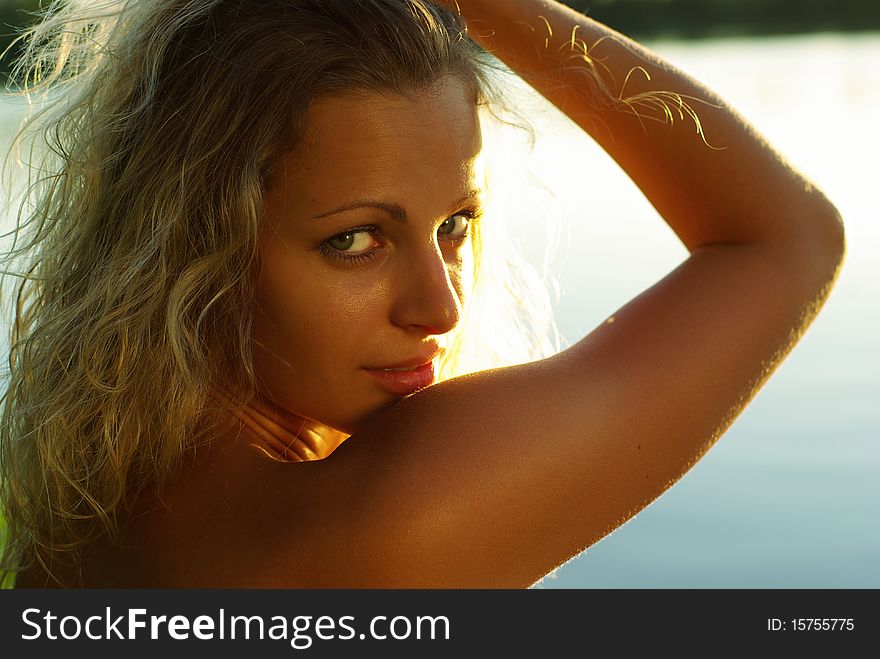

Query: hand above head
left=432, top=0, right=843, bottom=256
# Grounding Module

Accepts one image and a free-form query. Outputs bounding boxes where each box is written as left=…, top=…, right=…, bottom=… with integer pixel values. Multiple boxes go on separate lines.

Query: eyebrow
left=310, top=189, right=485, bottom=223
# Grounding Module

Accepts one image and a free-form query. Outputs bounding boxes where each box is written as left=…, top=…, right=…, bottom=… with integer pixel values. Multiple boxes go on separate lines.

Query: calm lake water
left=2, top=33, right=877, bottom=588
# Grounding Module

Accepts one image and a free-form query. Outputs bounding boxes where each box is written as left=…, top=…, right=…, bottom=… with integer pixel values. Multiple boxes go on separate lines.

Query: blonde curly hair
left=0, top=0, right=564, bottom=585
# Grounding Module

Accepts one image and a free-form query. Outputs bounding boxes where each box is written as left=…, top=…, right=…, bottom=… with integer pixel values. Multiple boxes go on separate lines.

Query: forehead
left=267, top=76, right=483, bottom=208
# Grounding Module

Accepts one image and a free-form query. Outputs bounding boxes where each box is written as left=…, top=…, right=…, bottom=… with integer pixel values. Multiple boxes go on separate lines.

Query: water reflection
left=505, top=33, right=879, bottom=588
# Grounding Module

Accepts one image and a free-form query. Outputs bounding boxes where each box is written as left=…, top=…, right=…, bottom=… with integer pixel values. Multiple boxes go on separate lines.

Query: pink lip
left=369, top=350, right=440, bottom=370
left=363, top=361, right=436, bottom=396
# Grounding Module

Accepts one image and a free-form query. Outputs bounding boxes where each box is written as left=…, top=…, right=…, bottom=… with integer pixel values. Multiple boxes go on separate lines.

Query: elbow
left=817, top=202, right=846, bottom=279
left=832, top=211, right=846, bottom=265
left=789, top=194, right=846, bottom=276
left=790, top=201, right=847, bottom=300
left=765, top=198, right=847, bottom=305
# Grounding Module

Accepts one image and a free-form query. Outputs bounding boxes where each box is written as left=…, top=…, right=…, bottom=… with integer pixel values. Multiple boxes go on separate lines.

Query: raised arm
left=443, top=0, right=844, bottom=254
left=149, top=1, right=845, bottom=588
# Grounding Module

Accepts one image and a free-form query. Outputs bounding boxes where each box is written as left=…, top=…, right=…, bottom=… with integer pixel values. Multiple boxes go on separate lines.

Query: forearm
left=445, top=0, right=843, bottom=253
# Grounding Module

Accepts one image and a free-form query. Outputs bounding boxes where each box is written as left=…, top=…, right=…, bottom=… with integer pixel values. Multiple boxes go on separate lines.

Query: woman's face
left=254, top=76, right=484, bottom=434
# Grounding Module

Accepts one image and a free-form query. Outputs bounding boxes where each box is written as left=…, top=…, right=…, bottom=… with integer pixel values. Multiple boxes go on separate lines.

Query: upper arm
left=246, top=233, right=844, bottom=588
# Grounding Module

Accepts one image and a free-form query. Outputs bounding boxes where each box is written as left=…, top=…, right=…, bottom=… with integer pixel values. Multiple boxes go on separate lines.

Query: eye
left=437, top=213, right=471, bottom=239
left=320, top=227, right=382, bottom=264
left=327, top=230, right=375, bottom=254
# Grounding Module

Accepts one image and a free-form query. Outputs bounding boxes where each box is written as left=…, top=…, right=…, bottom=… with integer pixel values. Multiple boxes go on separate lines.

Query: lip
left=364, top=345, right=442, bottom=371
left=363, top=359, right=437, bottom=396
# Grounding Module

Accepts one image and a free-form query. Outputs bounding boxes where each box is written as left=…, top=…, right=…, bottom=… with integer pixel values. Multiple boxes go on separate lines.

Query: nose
left=390, top=242, right=463, bottom=336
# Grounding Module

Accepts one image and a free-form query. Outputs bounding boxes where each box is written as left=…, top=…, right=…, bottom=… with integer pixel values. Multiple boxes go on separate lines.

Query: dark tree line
left=1, top=0, right=41, bottom=83
left=3, top=0, right=880, bottom=82
left=577, top=0, right=880, bottom=40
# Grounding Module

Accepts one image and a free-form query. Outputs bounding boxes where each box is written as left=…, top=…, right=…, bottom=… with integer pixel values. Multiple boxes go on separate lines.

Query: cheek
left=447, top=242, right=476, bottom=305
left=323, top=274, right=394, bottom=323
left=254, top=255, right=393, bottom=363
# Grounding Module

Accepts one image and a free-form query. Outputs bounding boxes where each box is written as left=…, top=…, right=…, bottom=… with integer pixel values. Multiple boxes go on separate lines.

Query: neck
left=210, top=390, right=349, bottom=461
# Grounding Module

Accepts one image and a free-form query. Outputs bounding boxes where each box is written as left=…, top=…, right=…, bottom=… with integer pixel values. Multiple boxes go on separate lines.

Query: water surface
left=503, top=33, right=879, bottom=588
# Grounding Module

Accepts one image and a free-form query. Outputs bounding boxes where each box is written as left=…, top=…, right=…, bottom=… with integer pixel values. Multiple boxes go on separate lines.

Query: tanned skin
left=19, top=0, right=844, bottom=588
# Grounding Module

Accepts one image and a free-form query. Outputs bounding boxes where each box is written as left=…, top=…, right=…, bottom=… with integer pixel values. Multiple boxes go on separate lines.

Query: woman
left=1, top=0, right=844, bottom=587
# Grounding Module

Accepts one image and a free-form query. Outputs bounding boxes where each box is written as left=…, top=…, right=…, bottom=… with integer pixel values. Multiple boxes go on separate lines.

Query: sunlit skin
left=234, top=77, right=485, bottom=459
left=14, top=0, right=844, bottom=588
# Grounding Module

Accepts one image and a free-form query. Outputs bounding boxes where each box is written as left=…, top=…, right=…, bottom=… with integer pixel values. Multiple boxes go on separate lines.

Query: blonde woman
left=1, top=0, right=844, bottom=588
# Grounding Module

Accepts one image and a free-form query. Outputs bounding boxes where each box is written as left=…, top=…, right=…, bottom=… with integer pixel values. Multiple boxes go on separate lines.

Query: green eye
left=328, top=232, right=356, bottom=250
left=321, top=228, right=380, bottom=264
left=327, top=230, right=375, bottom=253
left=438, top=214, right=470, bottom=238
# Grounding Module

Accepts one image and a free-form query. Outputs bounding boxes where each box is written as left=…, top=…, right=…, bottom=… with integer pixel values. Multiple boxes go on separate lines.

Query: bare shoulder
left=316, top=239, right=842, bottom=587
left=112, top=237, right=842, bottom=589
